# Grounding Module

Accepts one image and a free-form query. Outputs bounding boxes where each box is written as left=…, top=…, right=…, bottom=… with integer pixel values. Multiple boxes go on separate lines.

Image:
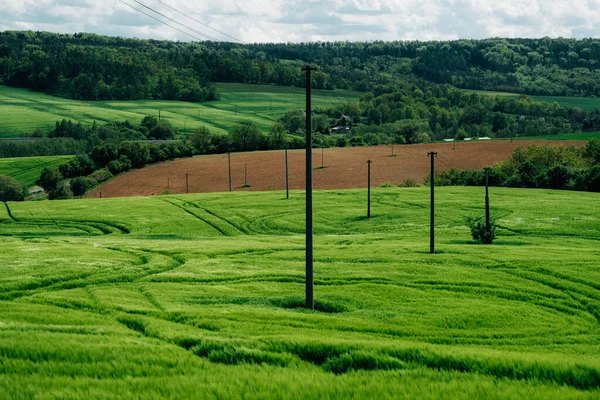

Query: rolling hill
left=0, top=83, right=361, bottom=138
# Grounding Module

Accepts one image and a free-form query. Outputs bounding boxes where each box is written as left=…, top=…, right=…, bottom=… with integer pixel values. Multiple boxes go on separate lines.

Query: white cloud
left=0, top=0, right=599, bottom=43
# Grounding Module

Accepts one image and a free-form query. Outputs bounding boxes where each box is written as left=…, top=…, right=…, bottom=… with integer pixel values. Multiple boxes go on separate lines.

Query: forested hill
left=2, top=31, right=600, bottom=101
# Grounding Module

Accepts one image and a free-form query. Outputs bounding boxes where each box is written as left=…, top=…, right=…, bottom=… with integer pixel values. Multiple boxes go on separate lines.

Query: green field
left=469, top=90, right=600, bottom=111
left=0, top=155, right=71, bottom=188
left=1, top=187, right=599, bottom=398
left=0, top=84, right=360, bottom=138
left=512, top=132, right=600, bottom=141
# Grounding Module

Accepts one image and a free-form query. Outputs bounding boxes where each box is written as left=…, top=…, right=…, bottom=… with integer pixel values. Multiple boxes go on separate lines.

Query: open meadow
left=0, top=83, right=360, bottom=138
left=1, top=187, right=599, bottom=398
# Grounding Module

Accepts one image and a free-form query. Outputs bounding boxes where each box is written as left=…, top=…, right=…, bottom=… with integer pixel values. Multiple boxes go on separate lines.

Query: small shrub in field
left=468, top=216, right=496, bottom=244
left=398, top=178, right=418, bottom=187
left=380, top=182, right=394, bottom=188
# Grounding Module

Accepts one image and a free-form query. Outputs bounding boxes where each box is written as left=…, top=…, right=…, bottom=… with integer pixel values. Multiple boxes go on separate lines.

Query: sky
left=1, top=0, right=600, bottom=43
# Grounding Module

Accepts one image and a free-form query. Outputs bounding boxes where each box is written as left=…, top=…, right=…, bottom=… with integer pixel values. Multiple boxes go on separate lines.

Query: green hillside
left=470, top=90, right=600, bottom=111
left=0, top=187, right=599, bottom=398
left=0, top=155, right=71, bottom=188
left=0, top=83, right=360, bottom=138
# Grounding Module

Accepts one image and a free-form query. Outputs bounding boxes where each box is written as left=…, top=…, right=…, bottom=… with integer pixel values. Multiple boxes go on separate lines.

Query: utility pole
left=185, top=173, right=189, bottom=194
left=485, top=167, right=491, bottom=232
left=428, top=152, right=437, bottom=254
left=453, top=138, right=456, bottom=150
left=367, top=160, right=372, bottom=218
left=391, top=144, right=395, bottom=157
left=303, top=64, right=317, bottom=310
left=321, top=147, right=324, bottom=168
left=285, top=145, right=289, bottom=199
left=244, top=163, right=248, bottom=187
left=228, top=152, right=232, bottom=192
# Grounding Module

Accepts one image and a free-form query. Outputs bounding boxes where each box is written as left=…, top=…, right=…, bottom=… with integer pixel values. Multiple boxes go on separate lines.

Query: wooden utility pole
left=185, top=173, right=189, bottom=194
left=367, top=160, right=372, bottom=218
left=303, top=65, right=317, bottom=310
left=321, top=147, right=324, bottom=168
left=285, top=145, right=289, bottom=199
left=485, top=167, right=491, bottom=232
left=228, top=152, right=232, bottom=192
left=428, top=152, right=437, bottom=254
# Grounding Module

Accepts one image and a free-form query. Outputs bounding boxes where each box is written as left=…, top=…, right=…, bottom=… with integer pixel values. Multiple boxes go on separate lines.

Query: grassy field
left=0, top=84, right=360, bottom=138
left=512, top=132, right=600, bottom=141
left=1, top=186, right=599, bottom=398
left=469, top=90, right=600, bottom=111
left=0, top=155, right=71, bottom=188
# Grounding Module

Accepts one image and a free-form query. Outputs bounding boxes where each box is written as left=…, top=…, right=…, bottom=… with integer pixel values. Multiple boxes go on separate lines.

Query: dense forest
left=3, top=31, right=600, bottom=101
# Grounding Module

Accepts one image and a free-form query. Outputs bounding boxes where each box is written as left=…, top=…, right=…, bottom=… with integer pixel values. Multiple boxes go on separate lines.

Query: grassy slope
left=0, top=83, right=360, bottom=138
left=0, top=155, right=71, bottom=187
left=0, top=187, right=599, bottom=398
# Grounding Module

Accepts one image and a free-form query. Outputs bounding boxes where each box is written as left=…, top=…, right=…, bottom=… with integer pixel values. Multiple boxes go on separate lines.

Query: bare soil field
left=86, top=140, right=586, bottom=198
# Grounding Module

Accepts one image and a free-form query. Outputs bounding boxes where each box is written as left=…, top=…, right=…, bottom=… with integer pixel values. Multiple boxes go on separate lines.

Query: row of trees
left=433, top=140, right=600, bottom=192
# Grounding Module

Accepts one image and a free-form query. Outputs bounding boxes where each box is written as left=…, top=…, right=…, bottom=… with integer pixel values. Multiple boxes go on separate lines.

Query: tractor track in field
left=4, top=203, right=16, bottom=222
left=0, top=245, right=185, bottom=301
left=159, top=198, right=230, bottom=236
left=178, top=199, right=248, bottom=235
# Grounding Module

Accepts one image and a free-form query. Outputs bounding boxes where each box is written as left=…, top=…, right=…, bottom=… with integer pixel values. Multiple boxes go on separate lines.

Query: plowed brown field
left=86, top=140, right=586, bottom=198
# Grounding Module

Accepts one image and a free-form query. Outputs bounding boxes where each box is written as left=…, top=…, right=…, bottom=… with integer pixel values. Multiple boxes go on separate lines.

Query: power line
left=129, top=0, right=221, bottom=41
left=436, top=153, right=454, bottom=170
left=117, top=0, right=207, bottom=42
left=154, top=0, right=245, bottom=44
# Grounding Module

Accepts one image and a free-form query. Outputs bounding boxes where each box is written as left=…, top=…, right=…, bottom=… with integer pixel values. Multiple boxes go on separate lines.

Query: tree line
left=432, top=139, right=600, bottom=192
left=4, top=31, right=600, bottom=101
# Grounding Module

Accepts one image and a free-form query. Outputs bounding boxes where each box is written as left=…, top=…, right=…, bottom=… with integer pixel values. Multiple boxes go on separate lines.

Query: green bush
left=37, top=166, right=63, bottom=192
left=70, top=177, right=97, bottom=197
left=48, top=180, right=73, bottom=200
left=398, top=178, right=419, bottom=187
left=0, top=175, right=24, bottom=202
left=88, top=168, right=113, bottom=183
left=468, top=216, right=496, bottom=244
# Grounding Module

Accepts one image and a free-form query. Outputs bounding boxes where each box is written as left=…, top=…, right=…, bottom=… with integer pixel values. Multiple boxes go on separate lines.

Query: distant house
left=28, top=187, right=44, bottom=195
left=331, top=114, right=353, bottom=133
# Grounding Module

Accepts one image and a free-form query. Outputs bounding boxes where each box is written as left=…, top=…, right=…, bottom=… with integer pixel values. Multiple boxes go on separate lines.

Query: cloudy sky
left=1, top=0, right=600, bottom=43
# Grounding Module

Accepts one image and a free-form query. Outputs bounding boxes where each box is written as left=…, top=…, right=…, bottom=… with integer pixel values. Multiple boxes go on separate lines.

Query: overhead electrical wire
left=154, top=0, right=245, bottom=44
left=117, top=0, right=207, bottom=42
left=129, top=0, right=221, bottom=41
